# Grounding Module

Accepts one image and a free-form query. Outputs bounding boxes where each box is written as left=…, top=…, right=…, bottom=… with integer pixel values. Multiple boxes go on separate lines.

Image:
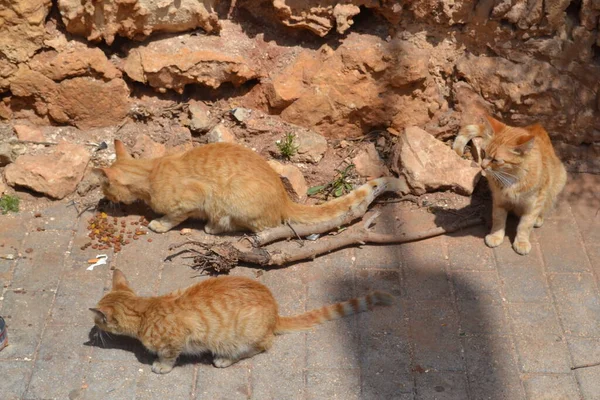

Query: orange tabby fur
left=97, top=140, right=407, bottom=234
left=90, top=269, right=394, bottom=373
left=458, top=115, right=566, bottom=255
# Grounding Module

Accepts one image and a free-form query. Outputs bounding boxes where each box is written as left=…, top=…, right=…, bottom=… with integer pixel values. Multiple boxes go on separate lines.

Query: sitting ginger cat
left=97, top=140, right=407, bottom=234
left=454, top=115, right=567, bottom=255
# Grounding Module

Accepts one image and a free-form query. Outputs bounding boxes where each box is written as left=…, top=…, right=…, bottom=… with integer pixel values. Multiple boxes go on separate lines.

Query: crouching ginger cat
left=96, top=140, right=408, bottom=234
left=454, top=115, right=566, bottom=255
left=90, top=269, right=394, bottom=374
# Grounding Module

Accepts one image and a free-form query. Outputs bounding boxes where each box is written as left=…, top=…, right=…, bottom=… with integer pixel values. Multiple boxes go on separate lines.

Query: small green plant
left=0, top=195, right=20, bottom=215
left=307, top=163, right=356, bottom=199
left=276, top=132, right=299, bottom=159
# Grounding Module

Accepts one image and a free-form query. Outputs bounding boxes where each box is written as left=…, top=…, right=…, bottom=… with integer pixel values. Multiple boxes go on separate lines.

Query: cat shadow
left=84, top=326, right=213, bottom=368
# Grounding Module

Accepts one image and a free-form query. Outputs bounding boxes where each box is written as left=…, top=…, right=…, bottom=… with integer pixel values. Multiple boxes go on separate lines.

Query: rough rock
left=0, top=177, right=7, bottom=195
left=231, top=108, right=252, bottom=123
left=456, top=53, right=598, bottom=145
left=291, top=130, right=328, bottom=164
left=277, top=35, right=444, bottom=139
left=13, top=125, right=45, bottom=142
left=392, top=126, right=481, bottom=195
left=267, top=160, right=308, bottom=202
left=352, top=143, right=388, bottom=179
left=206, top=124, right=236, bottom=143
left=0, top=142, right=14, bottom=166
left=131, top=134, right=166, bottom=159
left=4, top=141, right=91, bottom=199
left=77, top=170, right=100, bottom=196
left=188, top=101, right=214, bottom=133
left=122, top=28, right=262, bottom=93
left=57, top=0, right=220, bottom=45
left=239, top=0, right=402, bottom=36
left=10, top=63, right=130, bottom=130
left=0, top=0, right=52, bottom=91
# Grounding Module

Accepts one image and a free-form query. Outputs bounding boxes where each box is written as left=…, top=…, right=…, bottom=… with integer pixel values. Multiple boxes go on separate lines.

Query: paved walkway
left=0, top=173, right=598, bottom=399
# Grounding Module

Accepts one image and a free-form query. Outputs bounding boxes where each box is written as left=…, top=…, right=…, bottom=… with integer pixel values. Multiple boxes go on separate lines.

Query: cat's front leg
left=485, top=205, right=508, bottom=248
left=513, top=213, right=537, bottom=255
left=148, top=214, right=188, bottom=233
left=152, top=348, right=181, bottom=374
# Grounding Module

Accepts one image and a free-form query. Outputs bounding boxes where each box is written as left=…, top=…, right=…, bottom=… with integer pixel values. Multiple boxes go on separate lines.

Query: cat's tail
left=283, top=177, right=408, bottom=224
left=453, top=124, right=487, bottom=157
left=274, top=291, right=394, bottom=334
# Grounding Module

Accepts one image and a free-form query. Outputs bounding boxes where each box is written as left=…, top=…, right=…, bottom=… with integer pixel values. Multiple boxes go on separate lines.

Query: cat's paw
left=204, top=223, right=224, bottom=235
left=484, top=234, right=504, bottom=248
left=534, top=216, right=544, bottom=228
left=513, top=239, right=531, bottom=255
left=148, top=219, right=170, bottom=233
left=213, top=357, right=235, bottom=368
left=152, top=360, right=174, bottom=374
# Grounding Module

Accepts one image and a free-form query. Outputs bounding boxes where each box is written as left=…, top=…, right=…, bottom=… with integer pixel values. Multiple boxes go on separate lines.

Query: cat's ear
left=485, top=115, right=506, bottom=136
left=512, top=135, right=535, bottom=155
left=89, top=307, right=108, bottom=323
left=114, top=140, right=132, bottom=160
left=112, top=269, right=133, bottom=292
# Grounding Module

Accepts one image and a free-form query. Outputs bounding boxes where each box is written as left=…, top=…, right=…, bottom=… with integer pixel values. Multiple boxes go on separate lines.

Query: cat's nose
left=481, top=159, right=490, bottom=169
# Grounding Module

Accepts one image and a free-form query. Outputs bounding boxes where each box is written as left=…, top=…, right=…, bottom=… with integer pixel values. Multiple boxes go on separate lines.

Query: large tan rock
left=0, top=0, right=52, bottom=92
left=352, top=143, right=388, bottom=179
left=392, top=126, right=481, bottom=195
left=123, top=31, right=262, bottom=93
left=131, top=135, right=166, bottom=159
left=9, top=43, right=130, bottom=129
left=57, top=0, right=220, bottom=45
left=4, top=142, right=91, bottom=199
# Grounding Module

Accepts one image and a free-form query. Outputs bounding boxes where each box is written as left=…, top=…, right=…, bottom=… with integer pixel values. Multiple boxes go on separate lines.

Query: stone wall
left=1, top=0, right=599, bottom=174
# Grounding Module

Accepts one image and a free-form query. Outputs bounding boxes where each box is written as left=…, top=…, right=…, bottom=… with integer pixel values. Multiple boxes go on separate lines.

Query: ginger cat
left=90, top=269, right=394, bottom=374
left=454, top=115, right=566, bottom=255
left=97, top=140, right=407, bottom=234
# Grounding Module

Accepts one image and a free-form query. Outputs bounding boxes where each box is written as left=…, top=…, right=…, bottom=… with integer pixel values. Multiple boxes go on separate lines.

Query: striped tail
left=274, top=291, right=394, bottom=334
left=284, top=177, right=408, bottom=224
left=453, top=124, right=487, bottom=157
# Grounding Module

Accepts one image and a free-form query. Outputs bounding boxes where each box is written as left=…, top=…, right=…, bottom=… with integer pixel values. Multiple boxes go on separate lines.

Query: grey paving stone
left=361, top=372, right=414, bottom=400
left=306, top=368, right=360, bottom=400
left=402, top=237, right=451, bottom=300
left=496, top=262, right=550, bottom=303
left=521, top=374, right=580, bottom=400
left=0, top=360, right=33, bottom=400
left=355, top=244, right=402, bottom=269
left=550, top=273, right=600, bottom=336
left=575, top=365, right=600, bottom=400
left=251, top=334, right=306, bottom=400
left=508, top=303, right=562, bottom=336
left=447, top=225, right=496, bottom=271
left=355, top=268, right=402, bottom=298
left=0, top=289, right=54, bottom=328
left=24, top=324, right=91, bottom=399
left=306, top=261, right=355, bottom=308
left=538, top=220, right=591, bottom=272
left=492, top=238, right=543, bottom=269
left=452, top=270, right=502, bottom=304
left=196, top=365, right=250, bottom=399
left=0, top=325, right=41, bottom=360
left=586, top=244, right=600, bottom=279
left=157, top=262, right=204, bottom=294
left=32, top=202, right=79, bottom=230
left=135, top=363, right=195, bottom=400
left=415, top=371, right=468, bottom=400
left=458, top=301, right=510, bottom=335
left=51, top=269, right=106, bottom=325
left=410, top=301, right=463, bottom=372
left=512, top=335, right=572, bottom=373
left=463, top=336, right=525, bottom=400
left=261, top=263, right=307, bottom=316
left=567, top=336, right=600, bottom=367
left=11, top=230, right=72, bottom=291
left=82, top=361, right=139, bottom=400
left=307, top=318, right=360, bottom=369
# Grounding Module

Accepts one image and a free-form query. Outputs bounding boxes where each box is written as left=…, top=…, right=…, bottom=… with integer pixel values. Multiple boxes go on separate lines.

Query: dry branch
left=168, top=213, right=484, bottom=270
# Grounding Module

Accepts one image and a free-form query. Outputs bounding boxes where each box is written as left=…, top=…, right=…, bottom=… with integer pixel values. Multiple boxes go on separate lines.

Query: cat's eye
left=480, top=149, right=486, bottom=159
